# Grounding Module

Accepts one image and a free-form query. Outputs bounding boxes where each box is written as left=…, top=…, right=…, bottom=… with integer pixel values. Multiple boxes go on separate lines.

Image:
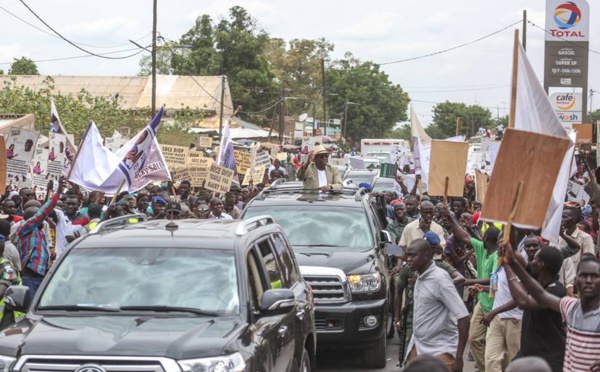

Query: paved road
left=317, top=335, right=477, bottom=371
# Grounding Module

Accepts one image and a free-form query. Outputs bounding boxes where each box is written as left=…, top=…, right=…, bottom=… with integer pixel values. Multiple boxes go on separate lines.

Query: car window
left=256, top=239, right=284, bottom=290
left=272, top=233, right=299, bottom=285
left=247, top=249, right=265, bottom=312
left=245, top=207, right=373, bottom=251
left=40, top=247, right=240, bottom=314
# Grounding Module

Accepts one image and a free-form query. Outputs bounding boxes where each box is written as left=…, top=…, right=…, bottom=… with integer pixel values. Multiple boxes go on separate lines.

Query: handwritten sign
left=189, top=166, right=211, bottom=187
left=160, top=144, right=189, bottom=169
left=199, top=136, right=213, bottom=148
left=242, top=165, right=266, bottom=186
left=277, top=153, right=287, bottom=162
left=254, top=151, right=271, bottom=168
left=187, top=150, right=212, bottom=168
left=234, top=150, right=252, bottom=174
left=171, top=167, right=191, bottom=182
left=205, top=164, right=234, bottom=194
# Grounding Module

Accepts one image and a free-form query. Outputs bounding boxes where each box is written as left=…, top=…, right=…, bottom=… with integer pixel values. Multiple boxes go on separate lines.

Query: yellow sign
left=242, top=165, right=266, bottom=186
left=199, top=137, right=213, bottom=148
left=160, top=145, right=189, bottom=169
left=205, top=164, right=235, bottom=194
left=234, top=150, right=252, bottom=175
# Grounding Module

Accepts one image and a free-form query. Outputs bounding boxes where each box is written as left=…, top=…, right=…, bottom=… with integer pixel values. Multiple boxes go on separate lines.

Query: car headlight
left=0, top=355, right=16, bottom=372
left=347, top=272, right=381, bottom=293
left=178, top=352, right=245, bottom=372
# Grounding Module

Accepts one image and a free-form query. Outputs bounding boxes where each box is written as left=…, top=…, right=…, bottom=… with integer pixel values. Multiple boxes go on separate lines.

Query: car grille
left=300, top=266, right=350, bottom=305
left=15, top=357, right=175, bottom=372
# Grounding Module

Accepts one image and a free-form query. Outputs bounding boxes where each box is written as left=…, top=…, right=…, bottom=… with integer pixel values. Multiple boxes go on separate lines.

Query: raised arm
left=503, top=264, right=548, bottom=311
left=443, top=205, right=473, bottom=248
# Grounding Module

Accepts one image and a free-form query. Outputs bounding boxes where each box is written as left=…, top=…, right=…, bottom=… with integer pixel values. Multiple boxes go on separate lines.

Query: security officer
left=0, top=234, right=21, bottom=329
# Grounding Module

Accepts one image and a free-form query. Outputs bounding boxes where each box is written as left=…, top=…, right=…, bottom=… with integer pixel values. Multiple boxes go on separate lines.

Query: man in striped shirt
left=504, top=242, right=600, bottom=372
left=14, top=179, right=63, bottom=303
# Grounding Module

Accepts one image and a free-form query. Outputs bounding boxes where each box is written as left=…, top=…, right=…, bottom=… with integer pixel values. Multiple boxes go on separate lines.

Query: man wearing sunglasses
left=296, top=145, right=343, bottom=192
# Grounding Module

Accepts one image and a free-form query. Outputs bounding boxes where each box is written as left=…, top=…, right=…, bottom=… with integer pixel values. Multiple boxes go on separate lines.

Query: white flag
left=514, top=43, right=574, bottom=243
left=410, top=106, right=431, bottom=183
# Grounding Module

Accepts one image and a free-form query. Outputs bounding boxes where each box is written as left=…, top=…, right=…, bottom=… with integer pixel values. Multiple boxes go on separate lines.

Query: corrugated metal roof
left=0, top=75, right=233, bottom=115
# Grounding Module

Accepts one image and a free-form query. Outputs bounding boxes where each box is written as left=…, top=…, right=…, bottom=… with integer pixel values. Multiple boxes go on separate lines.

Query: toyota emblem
left=74, top=364, right=106, bottom=372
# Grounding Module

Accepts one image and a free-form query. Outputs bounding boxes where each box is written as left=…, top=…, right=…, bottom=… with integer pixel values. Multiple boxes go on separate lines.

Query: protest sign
left=31, top=147, right=49, bottom=198
left=105, top=137, right=129, bottom=153
left=189, top=166, right=211, bottom=187
left=428, top=140, right=469, bottom=197
left=480, top=129, right=571, bottom=228
left=349, top=156, right=365, bottom=169
left=242, top=165, right=266, bottom=186
left=329, top=158, right=348, bottom=166
left=187, top=150, right=211, bottom=167
left=573, top=124, right=593, bottom=145
left=566, top=180, right=590, bottom=205
left=0, top=136, right=6, bottom=189
left=171, top=167, right=191, bottom=183
left=46, top=132, right=66, bottom=182
left=474, top=169, right=489, bottom=204
left=6, top=128, right=39, bottom=188
left=488, top=142, right=501, bottom=172
left=270, top=146, right=279, bottom=159
left=234, top=150, right=252, bottom=175
left=301, top=136, right=323, bottom=152
left=198, top=136, right=213, bottom=148
left=254, top=151, right=271, bottom=168
left=205, top=164, right=234, bottom=194
left=161, top=144, right=189, bottom=169
left=276, top=153, right=287, bottom=162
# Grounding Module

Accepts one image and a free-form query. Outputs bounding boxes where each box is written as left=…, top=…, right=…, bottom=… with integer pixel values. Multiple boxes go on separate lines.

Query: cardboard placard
left=242, top=165, right=266, bottom=186
left=205, top=164, right=234, bottom=194
left=160, top=144, right=189, bottom=169
left=428, top=140, right=469, bottom=197
left=276, top=153, right=287, bottom=162
left=105, top=137, right=129, bottom=153
left=0, top=136, right=5, bottom=189
left=234, top=150, right=252, bottom=175
left=6, top=128, right=39, bottom=188
left=171, top=167, right=191, bottom=182
left=480, top=128, right=571, bottom=228
left=189, top=166, right=210, bottom=187
left=199, top=136, right=213, bottom=148
left=573, top=123, right=593, bottom=145
left=474, top=169, right=489, bottom=204
left=187, top=151, right=212, bottom=168
left=254, top=151, right=271, bottom=168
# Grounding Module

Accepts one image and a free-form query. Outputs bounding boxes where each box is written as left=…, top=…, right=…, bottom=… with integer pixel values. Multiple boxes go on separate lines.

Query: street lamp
left=342, top=101, right=359, bottom=139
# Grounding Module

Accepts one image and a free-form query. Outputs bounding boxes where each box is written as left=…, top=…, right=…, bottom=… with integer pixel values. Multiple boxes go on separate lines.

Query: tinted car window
left=40, top=248, right=239, bottom=314
left=257, top=240, right=283, bottom=289
left=245, top=208, right=373, bottom=251
left=272, top=233, right=299, bottom=285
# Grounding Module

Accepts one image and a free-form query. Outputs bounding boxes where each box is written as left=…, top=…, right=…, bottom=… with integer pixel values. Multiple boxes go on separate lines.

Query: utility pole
left=151, top=0, right=158, bottom=116
left=321, top=58, right=327, bottom=136
left=219, top=75, right=226, bottom=138
left=279, top=86, right=285, bottom=145
left=522, top=10, right=527, bottom=51
left=342, top=101, right=358, bottom=139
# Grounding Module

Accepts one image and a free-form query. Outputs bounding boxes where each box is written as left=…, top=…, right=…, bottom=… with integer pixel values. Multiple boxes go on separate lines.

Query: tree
left=263, top=38, right=334, bottom=117
left=9, top=57, right=39, bottom=75
left=138, top=42, right=178, bottom=76
left=170, top=7, right=277, bottom=116
left=426, top=101, right=495, bottom=139
left=387, top=123, right=411, bottom=141
left=588, top=109, right=600, bottom=125
left=325, top=53, right=409, bottom=142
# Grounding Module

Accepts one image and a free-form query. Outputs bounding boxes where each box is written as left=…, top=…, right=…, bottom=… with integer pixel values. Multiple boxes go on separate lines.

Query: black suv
left=0, top=215, right=316, bottom=372
left=242, top=182, right=394, bottom=368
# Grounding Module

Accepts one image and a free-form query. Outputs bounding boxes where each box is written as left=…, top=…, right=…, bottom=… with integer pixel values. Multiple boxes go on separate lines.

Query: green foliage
left=0, top=76, right=150, bottom=141
left=325, top=53, right=409, bottom=142
left=387, top=123, right=411, bottom=141
left=588, top=109, right=600, bottom=124
left=426, top=101, right=495, bottom=139
left=138, top=43, right=177, bottom=76
left=9, top=57, right=39, bottom=75
left=170, top=7, right=277, bottom=115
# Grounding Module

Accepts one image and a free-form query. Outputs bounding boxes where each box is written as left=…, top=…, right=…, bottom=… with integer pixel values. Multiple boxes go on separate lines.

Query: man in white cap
left=296, top=145, right=343, bottom=191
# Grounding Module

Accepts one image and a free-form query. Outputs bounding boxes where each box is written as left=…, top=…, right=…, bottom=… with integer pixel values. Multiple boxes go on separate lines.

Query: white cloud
left=335, top=12, right=397, bottom=40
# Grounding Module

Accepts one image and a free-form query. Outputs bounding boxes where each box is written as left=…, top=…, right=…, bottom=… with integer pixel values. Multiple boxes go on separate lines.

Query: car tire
left=299, top=347, right=312, bottom=372
left=362, top=334, right=387, bottom=369
left=386, top=312, right=395, bottom=339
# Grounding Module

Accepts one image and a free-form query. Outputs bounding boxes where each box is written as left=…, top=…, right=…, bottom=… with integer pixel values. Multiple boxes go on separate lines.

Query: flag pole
left=66, top=121, right=93, bottom=181
left=509, top=29, right=519, bottom=129
left=109, top=179, right=127, bottom=206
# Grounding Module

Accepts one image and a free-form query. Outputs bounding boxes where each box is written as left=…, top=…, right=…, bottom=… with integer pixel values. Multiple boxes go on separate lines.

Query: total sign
left=550, top=92, right=582, bottom=128
left=545, top=0, right=590, bottom=41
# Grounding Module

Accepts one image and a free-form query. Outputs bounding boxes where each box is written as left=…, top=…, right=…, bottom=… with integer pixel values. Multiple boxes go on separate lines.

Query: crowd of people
left=0, top=141, right=598, bottom=372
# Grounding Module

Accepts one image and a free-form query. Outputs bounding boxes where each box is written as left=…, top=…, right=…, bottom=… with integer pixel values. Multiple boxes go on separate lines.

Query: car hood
left=295, top=249, right=376, bottom=274
left=0, top=315, right=244, bottom=360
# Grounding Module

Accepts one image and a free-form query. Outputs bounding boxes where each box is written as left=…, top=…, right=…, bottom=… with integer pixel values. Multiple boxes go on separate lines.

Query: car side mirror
left=380, top=230, right=392, bottom=248
left=3, top=286, right=30, bottom=313
left=384, top=243, right=404, bottom=257
left=260, top=289, right=295, bottom=315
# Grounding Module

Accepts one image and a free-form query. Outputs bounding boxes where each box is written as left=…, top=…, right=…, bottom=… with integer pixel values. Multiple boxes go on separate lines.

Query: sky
left=1, top=0, right=599, bottom=127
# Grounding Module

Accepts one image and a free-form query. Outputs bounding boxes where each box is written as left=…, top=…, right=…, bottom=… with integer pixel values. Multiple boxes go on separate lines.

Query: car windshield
left=373, top=178, right=395, bottom=192
left=244, top=207, right=373, bottom=251
left=39, top=248, right=239, bottom=314
left=344, top=172, right=377, bottom=185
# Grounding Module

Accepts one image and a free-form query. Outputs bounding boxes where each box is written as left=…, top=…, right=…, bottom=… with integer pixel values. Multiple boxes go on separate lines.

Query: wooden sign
left=242, top=165, right=266, bottom=186
left=187, top=151, right=212, bottom=168
left=234, top=150, right=252, bottom=175
left=160, top=145, right=189, bottom=169
left=428, top=140, right=469, bottom=196
left=189, top=166, right=210, bottom=187
left=171, top=167, right=190, bottom=182
left=480, top=128, right=571, bottom=228
left=198, top=136, right=213, bottom=148
left=0, top=136, right=6, bottom=188
left=474, top=169, right=489, bottom=204
left=573, top=123, right=593, bottom=145
left=205, top=164, right=234, bottom=194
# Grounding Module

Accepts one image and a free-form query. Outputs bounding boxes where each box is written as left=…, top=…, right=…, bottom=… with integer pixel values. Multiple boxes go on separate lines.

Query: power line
left=0, top=4, right=151, bottom=49
left=379, top=20, right=521, bottom=65
left=0, top=47, right=145, bottom=65
left=18, top=0, right=147, bottom=60
left=527, top=21, right=600, bottom=55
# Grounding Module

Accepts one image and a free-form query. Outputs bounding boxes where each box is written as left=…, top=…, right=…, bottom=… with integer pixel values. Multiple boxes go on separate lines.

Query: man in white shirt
left=399, top=201, right=446, bottom=250
left=208, top=198, right=233, bottom=220
left=296, top=145, right=343, bottom=192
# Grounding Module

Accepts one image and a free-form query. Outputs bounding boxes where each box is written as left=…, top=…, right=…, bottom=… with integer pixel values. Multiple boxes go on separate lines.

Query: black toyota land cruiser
left=0, top=216, right=316, bottom=372
left=242, top=182, right=394, bottom=368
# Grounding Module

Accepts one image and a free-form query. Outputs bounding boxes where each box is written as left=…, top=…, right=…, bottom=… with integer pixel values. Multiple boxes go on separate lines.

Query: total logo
left=551, top=1, right=585, bottom=37
left=555, top=93, right=577, bottom=110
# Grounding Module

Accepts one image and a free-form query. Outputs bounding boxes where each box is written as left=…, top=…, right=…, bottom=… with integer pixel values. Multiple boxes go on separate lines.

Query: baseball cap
left=423, top=231, right=441, bottom=246
left=165, top=202, right=182, bottom=214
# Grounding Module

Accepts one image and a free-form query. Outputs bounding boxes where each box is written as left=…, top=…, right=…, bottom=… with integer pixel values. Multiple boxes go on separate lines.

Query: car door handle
left=296, top=309, right=305, bottom=320
left=278, top=326, right=288, bottom=337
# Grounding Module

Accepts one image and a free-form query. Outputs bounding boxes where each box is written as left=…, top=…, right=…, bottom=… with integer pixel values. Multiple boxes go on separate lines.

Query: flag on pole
left=217, top=119, right=238, bottom=174
left=50, top=98, right=77, bottom=175
left=68, top=107, right=171, bottom=194
left=513, top=42, right=574, bottom=243
left=410, top=106, right=431, bottom=183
